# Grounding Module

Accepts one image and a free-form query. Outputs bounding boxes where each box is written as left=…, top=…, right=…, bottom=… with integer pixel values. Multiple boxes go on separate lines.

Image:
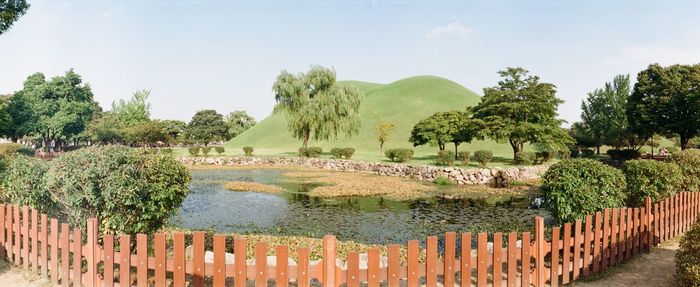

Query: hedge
left=457, top=151, right=470, bottom=165
left=541, top=159, right=626, bottom=223
left=671, top=149, right=700, bottom=192
left=676, top=219, right=700, bottom=286
left=385, top=148, right=414, bottom=163
left=436, top=150, right=455, bottom=166
left=243, top=146, right=254, bottom=156
left=473, top=150, right=493, bottom=167
left=624, top=160, right=683, bottom=206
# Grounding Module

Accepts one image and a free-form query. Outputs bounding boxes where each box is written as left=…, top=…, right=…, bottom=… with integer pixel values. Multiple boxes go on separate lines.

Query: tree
left=12, top=70, right=101, bottom=151
left=409, top=110, right=484, bottom=155
left=186, top=110, right=228, bottom=146
left=159, top=119, right=187, bottom=141
left=272, top=66, right=362, bottom=147
left=0, top=95, right=13, bottom=138
left=628, top=63, right=700, bottom=149
left=82, top=112, right=124, bottom=144
left=471, top=67, right=573, bottom=159
left=123, top=121, right=169, bottom=147
left=225, top=110, right=256, bottom=139
left=0, top=0, right=29, bottom=35
left=376, top=120, right=396, bottom=156
left=111, top=89, right=151, bottom=126
left=580, top=74, right=630, bottom=154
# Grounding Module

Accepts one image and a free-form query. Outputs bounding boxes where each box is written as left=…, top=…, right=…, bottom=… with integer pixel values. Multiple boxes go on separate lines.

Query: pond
left=169, top=169, right=552, bottom=245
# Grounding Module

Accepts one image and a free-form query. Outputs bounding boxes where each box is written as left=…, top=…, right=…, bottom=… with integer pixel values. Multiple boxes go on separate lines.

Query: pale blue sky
left=1, top=0, right=699, bottom=124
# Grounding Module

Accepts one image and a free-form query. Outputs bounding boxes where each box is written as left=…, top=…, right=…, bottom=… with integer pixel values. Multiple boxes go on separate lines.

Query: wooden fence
left=0, top=192, right=698, bottom=286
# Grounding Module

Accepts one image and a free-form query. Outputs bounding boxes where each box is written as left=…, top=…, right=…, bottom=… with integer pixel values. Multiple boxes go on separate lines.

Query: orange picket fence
left=0, top=192, right=699, bottom=286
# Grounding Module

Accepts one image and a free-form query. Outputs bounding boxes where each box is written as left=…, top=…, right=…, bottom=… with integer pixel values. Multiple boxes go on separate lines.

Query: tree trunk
left=680, top=134, right=689, bottom=150
left=439, top=143, right=445, bottom=151
left=596, top=146, right=600, bottom=155
left=302, top=128, right=310, bottom=148
left=509, top=139, right=522, bottom=159
left=454, top=143, right=459, bottom=160
left=379, top=142, right=384, bottom=156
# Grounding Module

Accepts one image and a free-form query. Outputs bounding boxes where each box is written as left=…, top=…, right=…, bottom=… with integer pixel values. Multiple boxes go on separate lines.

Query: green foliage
left=273, top=66, right=362, bottom=147
left=0, top=143, right=33, bottom=157
left=558, top=149, right=571, bottom=160
left=471, top=67, right=573, bottom=159
left=188, top=146, right=200, bottom=157
left=122, top=121, right=170, bottom=146
left=298, top=147, right=307, bottom=157
left=385, top=148, right=414, bottom=163
left=214, top=146, right=225, bottom=155
left=580, top=74, right=631, bottom=150
left=436, top=150, right=455, bottom=166
left=623, top=160, right=683, bottom=206
left=621, top=149, right=641, bottom=160
left=473, top=150, right=493, bottom=167
left=541, top=159, right=626, bottom=223
left=435, top=176, right=452, bottom=186
left=0, top=155, right=53, bottom=212
left=111, top=89, right=151, bottom=126
left=0, top=0, right=30, bottom=35
left=158, top=119, right=187, bottom=141
left=671, top=149, right=700, bottom=192
left=226, top=111, right=256, bottom=138
left=330, top=148, right=344, bottom=159
left=377, top=120, right=396, bottom=154
left=581, top=149, right=595, bottom=157
left=342, top=147, right=355, bottom=159
left=515, top=151, right=536, bottom=165
left=676, top=219, right=700, bottom=287
left=45, top=146, right=191, bottom=235
left=243, top=146, right=254, bottom=156
left=457, top=151, right=470, bottom=165
left=160, top=148, right=173, bottom=155
left=82, top=112, right=123, bottom=143
left=187, top=110, right=229, bottom=145
left=306, top=147, right=322, bottom=158
left=201, top=146, right=211, bottom=157
left=410, top=110, right=484, bottom=151
left=535, top=151, right=554, bottom=163
left=629, top=64, right=700, bottom=149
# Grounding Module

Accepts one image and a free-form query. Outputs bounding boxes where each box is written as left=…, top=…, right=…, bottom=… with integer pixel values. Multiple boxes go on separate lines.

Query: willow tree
left=272, top=66, right=362, bottom=147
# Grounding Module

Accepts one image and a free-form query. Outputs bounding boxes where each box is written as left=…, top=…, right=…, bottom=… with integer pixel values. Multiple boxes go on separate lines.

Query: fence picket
left=40, top=214, right=47, bottom=278
left=602, top=209, right=610, bottom=271
left=255, top=242, right=268, bottom=287
left=0, top=205, right=5, bottom=260
left=593, top=212, right=602, bottom=273
left=14, top=205, right=19, bottom=266
left=72, top=229, right=82, bottom=287
left=297, top=247, right=310, bottom=287
left=507, top=232, right=517, bottom=287
left=626, top=208, right=633, bottom=260
left=408, top=240, right=420, bottom=287
left=234, top=237, right=247, bottom=287
left=460, top=233, right=472, bottom=287
left=561, top=223, right=571, bottom=284
left=103, top=235, right=114, bottom=287
left=582, top=215, right=592, bottom=277
left=136, top=234, right=147, bottom=287
left=521, top=232, right=531, bottom=287
left=368, top=248, right=381, bottom=287
left=193, top=232, right=205, bottom=287
left=50, top=219, right=58, bottom=285
left=60, top=224, right=69, bottom=287
left=551, top=227, right=560, bottom=287
left=572, top=220, right=581, bottom=280
left=477, top=233, right=487, bottom=287
left=173, top=233, right=185, bottom=287
left=155, top=233, right=167, bottom=287
left=213, top=234, right=226, bottom=287
left=444, top=232, right=456, bottom=287
left=427, top=236, right=438, bottom=287
left=30, top=209, right=38, bottom=273
left=276, top=245, right=289, bottom=287
left=119, top=235, right=130, bottom=287
left=493, top=232, right=503, bottom=287
left=22, top=206, right=29, bottom=270
left=388, top=244, right=400, bottom=287
left=347, top=252, right=360, bottom=287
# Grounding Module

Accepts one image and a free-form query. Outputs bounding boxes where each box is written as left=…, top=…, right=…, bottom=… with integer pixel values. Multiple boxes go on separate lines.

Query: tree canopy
left=0, top=0, right=29, bottom=35
left=580, top=74, right=630, bottom=153
left=471, top=67, right=572, bottom=158
left=409, top=110, right=484, bottom=154
left=628, top=63, right=700, bottom=149
left=272, top=66, right=362, bottom=147
left=186, top=110, right=229, bottom=146
left=111, top=89, right=151, bottom=126
left=225, top=110, right=256, bottom=139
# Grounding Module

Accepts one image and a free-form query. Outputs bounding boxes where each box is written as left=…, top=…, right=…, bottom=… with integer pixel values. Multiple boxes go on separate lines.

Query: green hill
left=225, top=75, right=519, bottom=166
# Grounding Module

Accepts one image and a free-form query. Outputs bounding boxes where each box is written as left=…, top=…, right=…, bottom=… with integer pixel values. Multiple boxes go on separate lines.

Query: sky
left=1, top=0, right=700, bottom=125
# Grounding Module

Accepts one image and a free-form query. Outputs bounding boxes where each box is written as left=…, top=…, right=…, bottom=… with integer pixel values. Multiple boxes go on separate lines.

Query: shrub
left=435, top=176, right=452, bottom=186
left=436, top=150, right=455, bottom=166
left=243, top=146, right=254, bottom=156
left=558, top=149, right=571, bottom=160
left=306, top=147, right=322, bottom=158
left=620, top=149, right=641, bottom=160
left=671, top=149, right=700, bottom=192
left=676, top=219, right=700, bottom=287
left=624, top=160, right=683, bottom=206
left=607, top=149, right=623, bottom=160
left=0, top=143, right=34, bottom=157
left=298, top=147, right=308, bottom=157
left=45, top=146, right=191, bottom=235
left=201, top=146, right=211, bottom=157
left=457, top=151, right=471, bottom=165
left=188, top=146, right=200, bottom=157
left=516, top=151, right=536, bottom=165
left=330, top=148, right=344, bottom=159
left=581, top=148, right=595, bottom=157
left=569, top=147, right=580, bottom=158
left=666, top=146, right=680, bottom=153
left=541, top=159, right=626, bottom=223
left=473, top=150, right=493, bottom=167
left=342, top=147, right=355, bottom=159
left=534, top=151, right=554, bottom=163
left=214, top=146, right=225, bottom=155
left=0, top=156, right=53, bottom=213
left=160, top=148, right=174, bottom=154
left=385, top=148, right=414, bottom=163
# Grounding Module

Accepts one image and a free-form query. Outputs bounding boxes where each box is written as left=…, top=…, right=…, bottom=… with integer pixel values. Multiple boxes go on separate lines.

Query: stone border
left=178, top=156, right=548, bottom=186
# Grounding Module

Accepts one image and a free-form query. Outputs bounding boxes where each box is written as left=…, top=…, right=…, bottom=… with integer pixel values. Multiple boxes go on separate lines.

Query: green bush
left=607, top=149, right=623, bottom=160
left=581, top=148, right=595, bottom=157
left=667, top=146, right=680, bottom=153
left=214, top=146, right=225, bottom=155
left=457, top=151, right=471, bottom=165
left=473, top=150, right=493, bottom=167
left=45, top=146, right=191, bottom=235
left=516, top=151, right=536, bottom=165
left=0, top=156, right=53, bottom=213
left=436, top=150, right=455, bottom=166
left=188, top=146, right=200, bottom=157
left=0, top=143, right=34, bottom=157
left=306, top=147, right=322, bottom=158
left=535, top=151, right=554, bottom=163
left=621, top=149, right=641, bottom=160
left=385, top=148, right=414, bottom=163
left=160, top=148, right=174, bottom=154
left=201, top=146, right=212, bottom=157
left=541, top=159, right=626, bottom=223
left=243, top=146, right=254, bottom=156
left=330, top=148, right=344, bottom=159
left=671, top=149, right=700, bottom=192
left=624, top=160, right=683, bottom=206
left=676, top=219, right=700, bottom=286
left=342, top=147, right=355, bottom=159
left=435, top=176, right=452, bottom=186
left=569, top=147, right=580, bottom=158
left=298, top=147, right=307, bottom=157
left=558, top=149, right=571, bottom=160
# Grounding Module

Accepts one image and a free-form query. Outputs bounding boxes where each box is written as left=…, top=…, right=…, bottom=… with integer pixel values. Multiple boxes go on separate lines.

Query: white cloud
left=425, top=22, right=471, bottom=39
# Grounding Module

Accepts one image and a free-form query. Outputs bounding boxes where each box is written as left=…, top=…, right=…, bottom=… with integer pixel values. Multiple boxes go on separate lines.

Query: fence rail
left=0, top=192, right=699, bottom=286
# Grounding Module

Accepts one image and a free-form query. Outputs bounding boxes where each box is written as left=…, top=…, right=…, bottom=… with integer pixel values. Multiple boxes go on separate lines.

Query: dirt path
left=0, top=260, right=51, bottom=287
left=572, top=238, right=680, bottom=287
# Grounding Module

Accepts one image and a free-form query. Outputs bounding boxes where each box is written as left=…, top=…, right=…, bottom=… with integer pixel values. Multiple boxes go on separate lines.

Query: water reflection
left=169, top=169, right=551, bottom=245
